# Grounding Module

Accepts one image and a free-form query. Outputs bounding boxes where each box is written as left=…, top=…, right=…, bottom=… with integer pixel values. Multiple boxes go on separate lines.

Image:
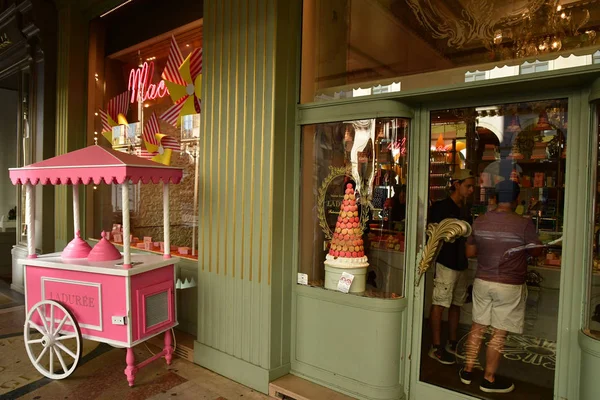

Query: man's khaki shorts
left=432, top=263, right=469, bottom=308
left=472, top=278, right=527, bottom=334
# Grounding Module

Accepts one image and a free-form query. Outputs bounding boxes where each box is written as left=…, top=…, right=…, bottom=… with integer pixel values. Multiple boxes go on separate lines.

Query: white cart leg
left=25, top=183, right=36, bottom=259
left=163, top=182, right=171, bottom=259
left=73, top=184, right=80, bottom=235
left=122, top=182, right=131, bottom=268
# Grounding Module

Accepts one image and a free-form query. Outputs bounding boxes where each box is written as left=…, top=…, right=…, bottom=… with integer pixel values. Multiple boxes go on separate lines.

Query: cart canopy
left=9, top=145, right=183, bottom=185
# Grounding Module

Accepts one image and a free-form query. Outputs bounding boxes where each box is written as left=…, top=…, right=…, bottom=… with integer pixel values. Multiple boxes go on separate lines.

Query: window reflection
left=302, top=0, right=600, bottom=102
left=421, top=100, right=566, bottom=399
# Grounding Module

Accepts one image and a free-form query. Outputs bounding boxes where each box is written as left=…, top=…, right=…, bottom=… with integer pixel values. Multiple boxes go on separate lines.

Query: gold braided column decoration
left=415, top=218, right=472, bottom=286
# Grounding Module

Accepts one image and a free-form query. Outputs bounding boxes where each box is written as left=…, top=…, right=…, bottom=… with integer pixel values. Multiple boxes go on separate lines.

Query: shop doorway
left=416, top=100, right=566, bottom=400
left=0, top=74, right=19, bottom=283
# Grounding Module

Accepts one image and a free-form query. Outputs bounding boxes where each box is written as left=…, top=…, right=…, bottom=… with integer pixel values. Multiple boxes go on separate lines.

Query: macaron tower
left=324, top=183, right=369, bottom=293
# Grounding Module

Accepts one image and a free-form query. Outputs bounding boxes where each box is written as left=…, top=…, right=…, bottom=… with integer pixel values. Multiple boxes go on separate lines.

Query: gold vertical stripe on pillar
left=232, top=1, right=239, bottom=278
left=248, top=0, right=258, bottom=283
left=209, top=0, right=219, bottom=273
left=240, top=2, right=250, bottom=281
left=258, top=0, right=268, bottom=284
left=216, top=0, right=225, bottom=275
left=267, top=0, right=276, bottom=286
left=223, top=0, right=233, bottom=276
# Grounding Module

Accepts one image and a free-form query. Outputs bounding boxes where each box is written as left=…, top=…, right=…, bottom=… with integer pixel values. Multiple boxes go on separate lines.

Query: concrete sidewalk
left=0, top=280, right=269, bottom=400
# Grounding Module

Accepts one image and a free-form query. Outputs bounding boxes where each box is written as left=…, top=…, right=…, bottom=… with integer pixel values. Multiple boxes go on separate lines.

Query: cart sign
left=42, top=278, right=102, bottom=331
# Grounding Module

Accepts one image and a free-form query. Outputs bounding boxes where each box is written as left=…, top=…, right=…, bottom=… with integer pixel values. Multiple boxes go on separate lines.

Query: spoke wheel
left=24, top=300, right=82, bottom=379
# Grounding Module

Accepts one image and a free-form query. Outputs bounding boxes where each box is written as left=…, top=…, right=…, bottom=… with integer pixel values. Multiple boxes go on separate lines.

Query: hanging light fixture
left=506, top=115, right=522, bottom=133
left=534, top=111, right=552, bottom=131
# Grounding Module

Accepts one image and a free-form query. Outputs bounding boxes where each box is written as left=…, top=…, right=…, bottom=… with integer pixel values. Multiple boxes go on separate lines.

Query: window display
left=89, top=21, right=202, bottom=259
left=299, top=118, right=410, bottom=298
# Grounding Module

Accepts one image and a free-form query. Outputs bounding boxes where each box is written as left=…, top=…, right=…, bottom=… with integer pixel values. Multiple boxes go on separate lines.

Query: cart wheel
left=24, top=300, right=82, bottom=379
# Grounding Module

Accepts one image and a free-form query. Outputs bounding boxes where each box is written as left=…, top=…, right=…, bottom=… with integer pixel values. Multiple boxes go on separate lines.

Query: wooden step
left=269, top=374, right=357, bottom=400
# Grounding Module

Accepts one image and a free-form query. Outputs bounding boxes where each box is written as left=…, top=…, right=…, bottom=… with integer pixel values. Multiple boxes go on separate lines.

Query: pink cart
left=9, top=145, right=183, bottom=386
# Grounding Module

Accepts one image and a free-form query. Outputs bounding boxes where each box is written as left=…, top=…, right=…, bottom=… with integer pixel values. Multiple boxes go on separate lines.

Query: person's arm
left=466, top=226, right=477, bottom=258
left=524, top=219, right=543, bottom=257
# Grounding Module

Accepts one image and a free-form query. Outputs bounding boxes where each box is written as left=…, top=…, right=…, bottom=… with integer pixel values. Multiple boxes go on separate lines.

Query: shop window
left=586, top=104, right=600, bottom=340
left=88, top=17, right=203, bottom=259
left=299, top=118, right=410, bottom=299
left=421, top=100, right=567, bottom=397
left=301, top=0, right=600, bottom=103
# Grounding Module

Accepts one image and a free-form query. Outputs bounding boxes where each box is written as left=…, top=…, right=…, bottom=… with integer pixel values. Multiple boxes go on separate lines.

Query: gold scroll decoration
left=415, top=218, right=472, bottom=286
left=317, top=165, right=370, bottom=240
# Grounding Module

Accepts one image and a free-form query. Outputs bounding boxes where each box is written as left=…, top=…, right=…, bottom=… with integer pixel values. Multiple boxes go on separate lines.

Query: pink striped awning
left=9, top=145, right=183, bottom=186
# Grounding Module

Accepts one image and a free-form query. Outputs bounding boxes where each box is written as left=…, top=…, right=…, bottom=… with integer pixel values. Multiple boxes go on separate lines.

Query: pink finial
left=88, top=230, right=122, bottom=262
left=61, top=229, right=92, bottom=259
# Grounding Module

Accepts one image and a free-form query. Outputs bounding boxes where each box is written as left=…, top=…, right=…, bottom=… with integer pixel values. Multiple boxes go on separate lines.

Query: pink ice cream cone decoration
left=329, top=183, right=365, bottom=258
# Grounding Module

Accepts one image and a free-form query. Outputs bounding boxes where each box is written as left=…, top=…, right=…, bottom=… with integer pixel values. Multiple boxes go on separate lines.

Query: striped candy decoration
left=190, top=47, right=202, bottom=80
left=142, top=112, right=160, bottom=147
left=161, top=136, right=180, bottom=151
left=99, top=109, right=112, bottom=133
left=107, top=91, right=129, bottom=119
left=159, top=100, right=186, bottom=127
left=162, top=35, right=186, bottom=86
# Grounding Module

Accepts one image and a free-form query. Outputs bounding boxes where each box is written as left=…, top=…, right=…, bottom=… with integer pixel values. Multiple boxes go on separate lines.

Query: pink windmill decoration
left=98, top=91, right=130, bottom=142
left=160, top=35, right=202, bottom=127
left=138, top=112, right=180, bottom=165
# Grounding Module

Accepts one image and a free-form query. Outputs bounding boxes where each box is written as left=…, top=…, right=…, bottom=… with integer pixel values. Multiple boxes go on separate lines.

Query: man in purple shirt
left=460, top=180, right=542, bottom=394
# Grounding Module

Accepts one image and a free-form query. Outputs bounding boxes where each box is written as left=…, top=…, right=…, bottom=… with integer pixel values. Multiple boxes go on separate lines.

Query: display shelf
left=88, top=238, right=199, bottom=261
left=529, top=264, right=561, bottom=273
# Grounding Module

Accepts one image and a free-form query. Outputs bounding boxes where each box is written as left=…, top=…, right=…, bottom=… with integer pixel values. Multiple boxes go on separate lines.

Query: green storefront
left=21, top=0, right=600, bottom=399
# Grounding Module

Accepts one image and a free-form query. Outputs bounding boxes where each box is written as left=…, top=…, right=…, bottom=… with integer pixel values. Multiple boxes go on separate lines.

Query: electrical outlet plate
left=112, top=316, right=127, bottom=325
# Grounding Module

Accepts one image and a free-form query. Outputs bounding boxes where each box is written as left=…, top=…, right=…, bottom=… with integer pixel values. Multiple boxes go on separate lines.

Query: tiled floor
left=0, top=280, right=269, bottom=400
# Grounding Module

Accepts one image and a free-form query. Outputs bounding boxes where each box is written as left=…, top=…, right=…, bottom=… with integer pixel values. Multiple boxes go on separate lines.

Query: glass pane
left=299, top=118, right=410, bottom=298
left=88, top=21, right=202, bottom=259
left=587, top=104, right=600, bottom=340
left=301, top=0, right=600, bottom=103
left=421, top=100, right=567, bottom=399
left=0, top=73, right=19, bottom=238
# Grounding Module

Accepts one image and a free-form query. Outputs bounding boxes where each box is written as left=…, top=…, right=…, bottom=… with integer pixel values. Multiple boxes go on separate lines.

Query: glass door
left=411, top=99, right=567, bottom=400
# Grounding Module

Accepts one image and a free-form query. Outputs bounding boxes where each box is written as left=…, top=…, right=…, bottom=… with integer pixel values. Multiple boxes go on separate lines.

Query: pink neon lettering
left=128, top=61, right=170, bottom=103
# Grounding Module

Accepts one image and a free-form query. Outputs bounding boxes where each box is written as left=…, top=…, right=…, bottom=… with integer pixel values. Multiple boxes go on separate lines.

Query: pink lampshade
left=88, top=231, right=122, bottom=262
left=61, top=230, right=92, bottom=259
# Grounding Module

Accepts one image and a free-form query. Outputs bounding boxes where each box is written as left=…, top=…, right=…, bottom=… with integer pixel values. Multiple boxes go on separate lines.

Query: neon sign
left=128, top=61, right=169, bottom=103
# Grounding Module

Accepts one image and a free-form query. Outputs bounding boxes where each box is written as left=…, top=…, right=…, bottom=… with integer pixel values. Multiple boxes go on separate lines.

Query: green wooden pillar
left=54, top=3, right=88, bottom=250
left=193, top=0, right=301, bottom=394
